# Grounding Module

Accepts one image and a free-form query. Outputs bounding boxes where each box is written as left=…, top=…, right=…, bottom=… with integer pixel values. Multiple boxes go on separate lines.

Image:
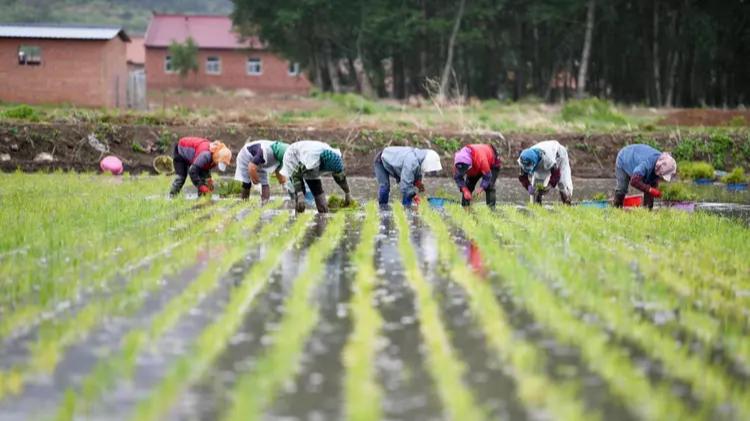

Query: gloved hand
left=461, top=187, right=472, bottom=201
left=206, top=178, right=214, bottom=191
left=295, top=192, right=306, bottom=213
left=198, top=185, right=211, bottom=196
left=648, top=187, right=662, bottom=198
left=415, top=180, right=426, bottom=193
left=343, top=193, right=353, bottom=207
left=412, top=195, right=421, bottom=207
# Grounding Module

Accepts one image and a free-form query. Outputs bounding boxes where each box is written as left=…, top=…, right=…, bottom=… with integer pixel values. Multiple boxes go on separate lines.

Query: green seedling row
left=0, top=203, right=247, bottom=402
left=53, top=202, right=285, bottom=420
left=392, top=205, right=488, bottom=421
left=418, top=205, right=597, bottom=421
left=221, top=212, right=349, bottom=421
left=127, top=212, right=314, bottom=421
left=542, top=207, right=750, bottom=370
left=342, top=202, right=383, bottom=421
left=0, top=202, right=226, bottom=340
left=492, top=206, right=750, bottom=419
left=444, top=204, right=701, bottom=421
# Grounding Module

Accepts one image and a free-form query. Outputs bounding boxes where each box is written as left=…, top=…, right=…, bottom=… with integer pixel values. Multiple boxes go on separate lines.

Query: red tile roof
left=144, top=14, right=264, bottom=50
left=126, top=36, right=145, bottom=64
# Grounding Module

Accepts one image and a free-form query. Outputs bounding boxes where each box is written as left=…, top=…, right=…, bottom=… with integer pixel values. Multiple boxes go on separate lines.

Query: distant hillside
left=0, top=0, right=233, bottom=34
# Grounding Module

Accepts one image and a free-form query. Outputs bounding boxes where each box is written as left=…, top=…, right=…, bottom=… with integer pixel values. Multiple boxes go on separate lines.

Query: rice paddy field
left=2, top=172, right=750, bottom=421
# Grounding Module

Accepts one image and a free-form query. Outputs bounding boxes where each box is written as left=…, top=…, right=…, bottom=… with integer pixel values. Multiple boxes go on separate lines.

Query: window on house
left=288, top=62, right=300, bottom=76
left=17, top=45, right=41, bottom=65
left=164, top=55, right=174, bottom=73
left=246, top=58, right=262, bottom=75
left=206, top=56, right=221, bottom=75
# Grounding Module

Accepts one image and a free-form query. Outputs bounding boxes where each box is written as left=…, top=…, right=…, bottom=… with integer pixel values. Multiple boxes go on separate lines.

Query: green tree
left=168, top=37, right=199, bottom=86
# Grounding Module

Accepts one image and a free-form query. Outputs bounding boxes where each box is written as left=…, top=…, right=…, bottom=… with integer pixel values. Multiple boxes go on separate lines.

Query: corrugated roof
left=127, top=36, right=145, bottom=64
left=0, top=24, right=130, bottom=41
left=144, top=14, right=263, bottom=50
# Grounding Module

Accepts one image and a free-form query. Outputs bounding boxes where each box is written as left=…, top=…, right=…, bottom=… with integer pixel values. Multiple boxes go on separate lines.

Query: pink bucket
left=100, top=155, right=124, bottom=175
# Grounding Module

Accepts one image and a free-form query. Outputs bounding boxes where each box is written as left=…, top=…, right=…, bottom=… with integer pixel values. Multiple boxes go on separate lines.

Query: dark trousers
left=462, top=167, right=499, bottom=208
left=170, top=144, right=190, bottom=195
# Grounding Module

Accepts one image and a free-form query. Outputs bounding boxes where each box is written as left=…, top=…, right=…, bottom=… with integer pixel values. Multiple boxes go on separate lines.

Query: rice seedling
left=125, top=212, right=314, bottom=421
left=342, top=202, right=383, bottom=421
left=52, top=202, right=287, bottom=420
left=444, top=204, right=702, bottom=421
left=418, top=204, right=597, bottom=421
left=221, top=212, right=348, bottom=421
left=392, top=204, right=488, bottom=421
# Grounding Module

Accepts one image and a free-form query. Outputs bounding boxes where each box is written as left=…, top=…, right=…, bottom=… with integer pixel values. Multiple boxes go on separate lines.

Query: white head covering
left=421, top=150, right=442, bottom=173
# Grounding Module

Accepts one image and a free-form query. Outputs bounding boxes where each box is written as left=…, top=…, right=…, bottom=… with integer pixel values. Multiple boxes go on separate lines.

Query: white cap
left=217, top=162, right=227, bottom=172
left=421, top=150, right=442, bottom=173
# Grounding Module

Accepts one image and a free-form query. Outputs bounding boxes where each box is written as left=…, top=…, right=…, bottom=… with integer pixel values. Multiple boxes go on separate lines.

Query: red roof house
left=144, top=14, right=310, bottom=94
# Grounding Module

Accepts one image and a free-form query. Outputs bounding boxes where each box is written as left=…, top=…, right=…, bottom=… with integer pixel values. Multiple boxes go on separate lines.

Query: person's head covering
left=271, top=141, right=289, bottom=164
left=519, top=148, right=541, bottom=175
left=319, top=148, right=344, bottom=173
left=454, top=146, right=472, bottom=167
left=655, top=152, right=677, bottom=181
left=210, top=141, right=232, bottom=172
left=421, top=149, right=442, bottom=173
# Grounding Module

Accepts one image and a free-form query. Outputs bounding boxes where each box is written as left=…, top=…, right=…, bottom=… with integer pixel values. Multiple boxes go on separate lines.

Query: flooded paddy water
left=2, top=173, right=750, bottom=421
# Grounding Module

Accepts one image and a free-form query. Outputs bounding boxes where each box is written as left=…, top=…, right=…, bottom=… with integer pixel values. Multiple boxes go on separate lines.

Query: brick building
left=127, top=36, right=145, bottom=71
left=144, top=14, right=310, bottom=94
left=0, top=24, right=130, bottom=108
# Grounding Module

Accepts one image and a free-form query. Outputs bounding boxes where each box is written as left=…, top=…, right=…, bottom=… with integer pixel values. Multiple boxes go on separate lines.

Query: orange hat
left=210, top=141, right=232, bottom=171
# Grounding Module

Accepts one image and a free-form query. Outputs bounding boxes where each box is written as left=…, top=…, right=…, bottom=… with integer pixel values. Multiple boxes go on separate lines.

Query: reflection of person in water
left=467, top=241, right=486, bottom=278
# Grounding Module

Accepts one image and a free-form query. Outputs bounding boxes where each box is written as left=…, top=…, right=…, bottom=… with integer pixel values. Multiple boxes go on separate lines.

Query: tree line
left=232, top=0, right=750, bottom=107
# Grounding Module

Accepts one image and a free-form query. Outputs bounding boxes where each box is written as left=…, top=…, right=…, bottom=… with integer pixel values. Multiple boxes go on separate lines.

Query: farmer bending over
left=614, top=144, right=676, bottom=209
left=518, top=140, right=573, bottom=205
left=454, top=143, right=501, bottom=208
left=235, top=139, right=288, bottom=203
left=374, top=146, right=442, bottom=206
left=280, top=140, right=352, bottom=213
left=169, top=137, right=232, bottom=197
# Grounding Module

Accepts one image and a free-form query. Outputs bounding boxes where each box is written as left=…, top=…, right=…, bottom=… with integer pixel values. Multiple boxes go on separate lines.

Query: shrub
left=661, top=182, right=698, bottom=202
left=709, top=133, right=733, bottom=170
left=560, top=98, right=626, bottom=125
left=673, top=138, right=703, bottom=161
left=679, top=161, right=715, bottom=180
left=726, top=115, right=748, bottom=127
left=721, top=167, right=747, bottom=184
left=1, top=105, right=40, bottom=121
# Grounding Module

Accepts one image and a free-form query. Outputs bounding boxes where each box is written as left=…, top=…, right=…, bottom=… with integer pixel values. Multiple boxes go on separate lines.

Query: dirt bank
left=1, top=123, right=748, bottom=178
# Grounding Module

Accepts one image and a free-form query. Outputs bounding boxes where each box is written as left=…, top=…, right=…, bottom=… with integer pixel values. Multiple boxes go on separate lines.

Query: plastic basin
left=580, top=200, right=608, bottom=208
left=666, top=201, right=696, bottom=212
left=693, top=178, right=714, bottom=185
left=623, top=195, right=643, bottom=207
left=100, top=155, right=123, bottom=175
left=727, top=183, right=748, bottom=192
left=428, top=197, right=446, bottom=208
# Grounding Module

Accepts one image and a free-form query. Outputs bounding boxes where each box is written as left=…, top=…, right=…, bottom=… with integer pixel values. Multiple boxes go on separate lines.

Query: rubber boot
left=485, top=189, right=497, bottom=209
left=534, top=190, right=544, bottom=205
left=314, top=193, right=329, bottom=213
left=643, top=193, right=654, bottom=210
left=560, top=191, right=572, bottom=205
left=294, top=192, right=306, bottom=213
left=613, top=193, right=625, bottom=208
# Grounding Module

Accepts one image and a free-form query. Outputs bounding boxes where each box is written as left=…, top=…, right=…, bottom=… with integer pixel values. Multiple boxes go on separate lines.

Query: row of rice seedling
left=0, top=201, right=224, bottom=340
left=392, top=204, right=488, bottom=421
left=543, top=207, right=750, bottom=369
left=0, top=202, right=252, bottom=402
left=124, top=212, right=315, bottom=421
left=342, top=202, right=383, bottom=421
left=417, top=204, right=597, bottom=421
left=476, top=206, right=750, bottom=420
left=220, top=212, right=348, bottom=421
left=444, top=204, right=701, bottom=421
left=54, top=203, right=290, bottom=420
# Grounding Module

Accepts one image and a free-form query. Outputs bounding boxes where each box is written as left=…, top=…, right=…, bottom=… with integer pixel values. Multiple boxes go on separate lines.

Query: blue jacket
left=380, top=147, right=426, bottom=199
left=616, top=144, right=661, bottom=184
